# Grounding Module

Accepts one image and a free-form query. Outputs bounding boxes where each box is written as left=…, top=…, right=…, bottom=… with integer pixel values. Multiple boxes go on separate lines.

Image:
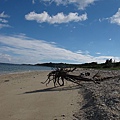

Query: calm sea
left=0, top=63, right=51, bottom=75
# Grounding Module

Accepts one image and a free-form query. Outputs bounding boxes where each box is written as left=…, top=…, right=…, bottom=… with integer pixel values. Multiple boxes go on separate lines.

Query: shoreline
left=0, top=69, right=52, bottom=76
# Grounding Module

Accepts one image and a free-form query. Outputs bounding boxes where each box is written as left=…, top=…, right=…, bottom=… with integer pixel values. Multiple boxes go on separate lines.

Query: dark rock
left=4, top=80, right=9, bottom=82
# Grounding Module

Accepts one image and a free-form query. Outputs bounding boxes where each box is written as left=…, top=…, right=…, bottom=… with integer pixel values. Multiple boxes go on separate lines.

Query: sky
left=0, top=0, right=120, bottom=64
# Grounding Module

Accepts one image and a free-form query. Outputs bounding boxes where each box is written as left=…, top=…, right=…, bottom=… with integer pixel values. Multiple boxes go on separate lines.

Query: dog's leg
left=53, top=75, right=57, bottom=87
left=41, top=78, right=49, bottom=84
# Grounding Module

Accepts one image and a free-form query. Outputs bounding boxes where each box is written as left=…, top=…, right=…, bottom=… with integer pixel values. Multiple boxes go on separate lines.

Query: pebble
left=75, top=69, right=120, bottom=120
left=4, top=80, right=9, bottom=82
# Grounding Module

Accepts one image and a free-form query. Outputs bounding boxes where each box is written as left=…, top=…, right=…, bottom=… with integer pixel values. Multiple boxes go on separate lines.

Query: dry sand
left=0, top=69, right=120, bottom=120
left=0, top=71, right=81, bottom=120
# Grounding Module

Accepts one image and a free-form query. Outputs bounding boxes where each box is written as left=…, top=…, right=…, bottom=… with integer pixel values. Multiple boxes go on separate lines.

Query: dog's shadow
left=23, top=84, right=82, bottom=94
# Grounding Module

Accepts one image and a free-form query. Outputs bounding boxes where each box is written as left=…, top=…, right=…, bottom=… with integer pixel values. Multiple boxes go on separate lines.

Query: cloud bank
left=0, top=34, right=120, bottom=64
left=25, top=11, right=87, bottom=24
left=42, top=0, right=96, bottom=10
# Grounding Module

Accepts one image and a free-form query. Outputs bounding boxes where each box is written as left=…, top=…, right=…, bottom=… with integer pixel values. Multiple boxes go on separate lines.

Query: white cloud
left=0, top=12, right=10, bottom=29
left=0, top=11, right=9, bottom=18
left=99, top=8, right=120, bottom=26
left=25, top=11, right=87, bottom=24
left=0, top=53, right=11, bottom=63
left=32, top=0, right=35, bottom=4
left=0, top=18, right=8, bottom=23
left=110, top=8, right=120, bottom=25
left=69, top=0, right=96, bottom=10
left=0, top=34, right=120, bottom=64
left=96, top=52, right=101, bottom=55
left=42, top=0, right=96, bottom=10
left=0, top=23, right=10, bottom=29
left=76, top=50, right=89, bottom=55
left=76, top=50, right=83, bottom=54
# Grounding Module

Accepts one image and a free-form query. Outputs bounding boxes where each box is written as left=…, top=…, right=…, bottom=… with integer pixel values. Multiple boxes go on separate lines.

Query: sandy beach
left=0, top=69, right=120, bottom=120
left=0, top=70, right=81, bottom=120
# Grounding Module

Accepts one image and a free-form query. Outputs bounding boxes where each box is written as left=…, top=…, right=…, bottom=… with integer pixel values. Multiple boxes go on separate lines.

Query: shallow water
left=0, top=63, right=51, bottom=75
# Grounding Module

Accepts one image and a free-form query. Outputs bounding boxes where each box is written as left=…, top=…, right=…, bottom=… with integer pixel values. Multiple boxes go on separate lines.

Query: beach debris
left=75, top=75, right=120, bottom=120
left=41, top=68, right=120, bottom=87
left=41, top=67, right=76, bottom=87
left=4, top=80, right=10, bottom=82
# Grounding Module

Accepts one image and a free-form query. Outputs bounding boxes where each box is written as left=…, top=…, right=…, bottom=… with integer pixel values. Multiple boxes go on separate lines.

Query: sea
left=0, top=63, right=51, bottom=75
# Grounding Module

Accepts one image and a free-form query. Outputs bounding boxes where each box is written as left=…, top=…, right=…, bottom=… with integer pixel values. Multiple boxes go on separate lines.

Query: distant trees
left=105, top=59, right=112, bottom=64
left=102, top=59, right=120, bottom=68
left=103, top=59, right=113, bottom=68
left=80, top=59, right=120, bottom=69
left=35, top=59, right=120, bottom=69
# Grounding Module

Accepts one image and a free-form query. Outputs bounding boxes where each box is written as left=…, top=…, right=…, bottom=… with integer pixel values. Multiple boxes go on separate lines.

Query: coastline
left=0, top=70, right=80, bottom=120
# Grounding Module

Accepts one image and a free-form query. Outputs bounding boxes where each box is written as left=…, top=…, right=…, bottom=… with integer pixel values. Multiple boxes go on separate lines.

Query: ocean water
left=0, top=63, right=51, bottom=75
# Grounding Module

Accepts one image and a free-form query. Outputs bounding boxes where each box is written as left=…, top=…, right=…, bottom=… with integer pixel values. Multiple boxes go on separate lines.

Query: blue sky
left=0, top=0, right=120, bottom=64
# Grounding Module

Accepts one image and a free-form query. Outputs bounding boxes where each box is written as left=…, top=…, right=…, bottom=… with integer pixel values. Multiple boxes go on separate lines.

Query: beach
left=0, top=70, right=80, bottom=120
left=0, top=69, right=120, bottom=120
